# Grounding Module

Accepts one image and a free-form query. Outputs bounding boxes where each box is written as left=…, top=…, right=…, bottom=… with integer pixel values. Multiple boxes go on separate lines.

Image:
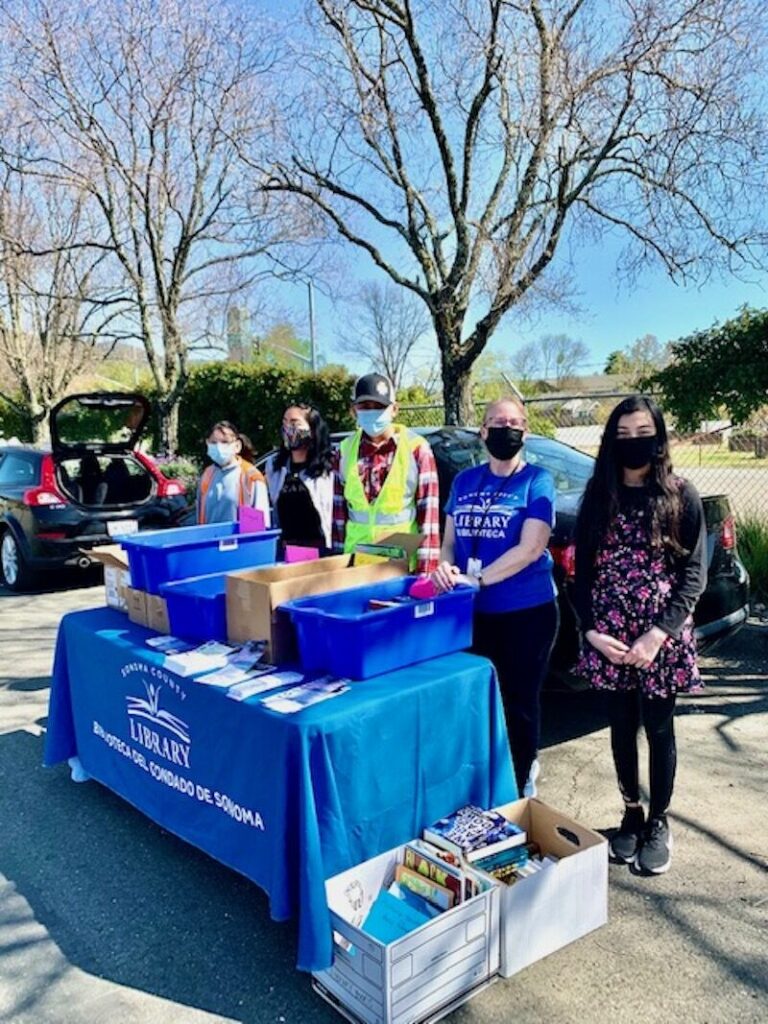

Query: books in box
left=423, top=804, right=527, bottom=862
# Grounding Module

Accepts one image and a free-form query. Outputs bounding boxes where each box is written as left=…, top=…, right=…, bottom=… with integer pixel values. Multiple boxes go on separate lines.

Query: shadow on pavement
left=0, top=726, right=338, bottom=1023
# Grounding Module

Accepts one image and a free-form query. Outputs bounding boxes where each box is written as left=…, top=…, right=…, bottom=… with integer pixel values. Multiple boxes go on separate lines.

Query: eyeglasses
left=485, top=418, right=527, bottom=428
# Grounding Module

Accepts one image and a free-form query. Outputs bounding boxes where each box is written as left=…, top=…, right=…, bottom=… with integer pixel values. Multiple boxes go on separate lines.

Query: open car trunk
left=55, top=453, right=156, bottom=509
left=49, top=392, right=156, bottom=509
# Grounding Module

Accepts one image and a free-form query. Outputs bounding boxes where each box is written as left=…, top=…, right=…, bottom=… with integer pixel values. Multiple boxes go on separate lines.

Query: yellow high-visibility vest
left=339, top=425, right=425, bottom=558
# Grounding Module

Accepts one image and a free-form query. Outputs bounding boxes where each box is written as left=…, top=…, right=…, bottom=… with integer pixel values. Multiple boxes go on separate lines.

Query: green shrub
left=176, top=362, right=356, bottom=459
left=154, top=455, right=200, bottom=508
left=0, top=397, right=32, bottom=441
left=737, top=514, right=768, bottom=604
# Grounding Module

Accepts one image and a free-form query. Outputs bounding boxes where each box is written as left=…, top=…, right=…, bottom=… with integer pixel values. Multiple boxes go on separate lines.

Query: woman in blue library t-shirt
left=432, top=396, right=559, bottom=796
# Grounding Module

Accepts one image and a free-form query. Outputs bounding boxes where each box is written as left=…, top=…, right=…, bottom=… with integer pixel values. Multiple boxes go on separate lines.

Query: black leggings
left=606, top=690, right=677, bottom=819
left=472, top=601, right=559, bottom=793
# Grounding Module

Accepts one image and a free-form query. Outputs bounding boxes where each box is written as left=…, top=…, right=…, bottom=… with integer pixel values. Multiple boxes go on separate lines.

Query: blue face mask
left=207, top=441, right=237, bottom=466
left=356, top=407, right=393, bottom=437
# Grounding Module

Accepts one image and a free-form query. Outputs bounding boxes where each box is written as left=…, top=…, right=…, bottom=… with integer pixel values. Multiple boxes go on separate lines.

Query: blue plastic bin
left=282, top=576, right=476, bottom=679
left=121, top=524, right=280, bottom=594
left=160, top=572, right=229, bottom=642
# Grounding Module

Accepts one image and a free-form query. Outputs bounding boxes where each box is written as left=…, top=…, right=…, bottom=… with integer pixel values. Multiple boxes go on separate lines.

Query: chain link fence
left=399, top=392, right=768, bottom=521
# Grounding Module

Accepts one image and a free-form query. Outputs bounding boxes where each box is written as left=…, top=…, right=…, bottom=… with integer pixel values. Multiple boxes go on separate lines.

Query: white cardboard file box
left=84, top=545, right=131, bottom=611
left=312, top=844, right=500, bottom=1024
left=490, top=797, right=608, bottom=978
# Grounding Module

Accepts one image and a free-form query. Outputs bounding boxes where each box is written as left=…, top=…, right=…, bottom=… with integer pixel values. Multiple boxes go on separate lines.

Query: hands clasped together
left=585, top=626, right=668, bottom=670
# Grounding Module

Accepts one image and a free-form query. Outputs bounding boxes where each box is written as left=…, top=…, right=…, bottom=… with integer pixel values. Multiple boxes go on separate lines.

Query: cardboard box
left=488, top=798, right=608, bottom=978
left=125, top=586, right=169, bottom=634
left=226, top=534, right=421, bottom=663
left=312, top=843, right=499, bottom=1024
left=86, top=545, right=131, bottom=611
left=126, top=585, right=148, bottom=625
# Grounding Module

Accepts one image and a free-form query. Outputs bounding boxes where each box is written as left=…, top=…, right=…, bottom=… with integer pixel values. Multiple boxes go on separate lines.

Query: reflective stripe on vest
left=198, top=458, right=260, bottom=525
left=339, top=425, right=423, bottom=553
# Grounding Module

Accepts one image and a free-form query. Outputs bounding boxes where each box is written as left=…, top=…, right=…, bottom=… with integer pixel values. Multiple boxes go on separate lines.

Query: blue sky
left=260, top=1, right=768, bottom=381
left=277, top=235, right=768, bottom=378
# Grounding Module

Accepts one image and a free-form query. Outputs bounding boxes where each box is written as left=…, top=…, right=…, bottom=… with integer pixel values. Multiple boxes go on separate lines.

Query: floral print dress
left=575, top=502, right=700, bottom=698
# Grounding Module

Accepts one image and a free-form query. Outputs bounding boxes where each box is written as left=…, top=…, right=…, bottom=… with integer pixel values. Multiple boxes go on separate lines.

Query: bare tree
left=264, top=0, right=767, bottom=423
left=0, top=167, right=130, bottom=442
left=538, top=333, right=590, bottom=385
left=625, top=334, right=670, bottom=379
left=1, top=0, right=293, bottom=451
left=509, top=340, right=542, bottom=384
left=339, top=281, right=432, bottom=390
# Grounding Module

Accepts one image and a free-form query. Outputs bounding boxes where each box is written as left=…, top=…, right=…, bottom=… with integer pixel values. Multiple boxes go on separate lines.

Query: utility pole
left=307, top=280, right=317, bottom=372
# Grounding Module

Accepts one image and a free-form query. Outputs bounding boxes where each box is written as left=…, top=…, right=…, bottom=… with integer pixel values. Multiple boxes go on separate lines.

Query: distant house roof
left=525, top=373, right=635, bottom=402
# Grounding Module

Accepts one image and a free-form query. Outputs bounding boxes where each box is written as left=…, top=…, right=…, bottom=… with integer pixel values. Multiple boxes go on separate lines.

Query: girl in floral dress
left=573, top=396, right=707, bottom=874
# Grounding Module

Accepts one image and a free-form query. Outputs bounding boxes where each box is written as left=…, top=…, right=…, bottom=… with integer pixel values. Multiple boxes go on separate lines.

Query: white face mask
left=207, top=441, right=237, bottom=466
left=356, top=407, right=393, bottom=437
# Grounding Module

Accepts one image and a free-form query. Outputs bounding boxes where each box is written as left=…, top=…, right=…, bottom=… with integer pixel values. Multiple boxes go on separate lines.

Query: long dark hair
left=272, top=403, right=333, bottom=479
left=576, top=395, right=685, bottom=565
left=207, top=420, right=255, bottom=464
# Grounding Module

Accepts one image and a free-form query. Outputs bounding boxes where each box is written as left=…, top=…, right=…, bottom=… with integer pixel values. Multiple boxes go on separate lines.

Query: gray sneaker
left=610, top=805, right=645, bottom=863
left=638, top=815, right=673, bottom=874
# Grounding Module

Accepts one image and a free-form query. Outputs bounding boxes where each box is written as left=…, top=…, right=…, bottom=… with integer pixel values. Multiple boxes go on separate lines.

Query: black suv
left=419, top=427, right=750, bottom=667
left=0, top=393, right=188, bottom=590
left=287, top=427, right=748, bottom=672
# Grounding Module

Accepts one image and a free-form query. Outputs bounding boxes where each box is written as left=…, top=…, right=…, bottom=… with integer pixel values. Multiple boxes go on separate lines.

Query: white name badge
left=467, top=557, right=483, bottom=579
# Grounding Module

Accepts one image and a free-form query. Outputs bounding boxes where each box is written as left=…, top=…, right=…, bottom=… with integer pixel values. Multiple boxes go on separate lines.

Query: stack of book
left=359, top=838, right=486, bottom=944
left=422, top=803, right=560, bottom=885
left=423, top=804, right=527, bottom=862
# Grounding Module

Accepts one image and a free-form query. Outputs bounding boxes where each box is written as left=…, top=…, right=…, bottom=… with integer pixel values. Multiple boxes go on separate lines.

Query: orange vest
left=197, top=457, right=264, bottom=525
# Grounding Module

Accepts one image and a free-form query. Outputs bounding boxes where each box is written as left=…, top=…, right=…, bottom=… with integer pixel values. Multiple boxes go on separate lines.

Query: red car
left=0, top=393, right=188, bottom=590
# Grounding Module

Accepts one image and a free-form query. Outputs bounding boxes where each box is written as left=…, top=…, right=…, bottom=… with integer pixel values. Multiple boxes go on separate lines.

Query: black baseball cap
left=352, top=372, right=396, bottom=406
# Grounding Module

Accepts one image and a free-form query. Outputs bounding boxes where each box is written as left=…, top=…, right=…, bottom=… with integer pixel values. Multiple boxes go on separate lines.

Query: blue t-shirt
left=445, top=462, right=557, bottom=613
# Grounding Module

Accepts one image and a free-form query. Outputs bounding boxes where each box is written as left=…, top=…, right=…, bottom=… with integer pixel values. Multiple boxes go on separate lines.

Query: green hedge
left=176, top=362, right=356, bottom=459
left=0, top=397, right=32, bottom=441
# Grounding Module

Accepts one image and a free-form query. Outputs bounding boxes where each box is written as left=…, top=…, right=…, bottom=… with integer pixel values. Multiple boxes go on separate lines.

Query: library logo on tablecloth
left=92, top=659, right=265, bottom=830
left=122, top=662, right=191, bottom=769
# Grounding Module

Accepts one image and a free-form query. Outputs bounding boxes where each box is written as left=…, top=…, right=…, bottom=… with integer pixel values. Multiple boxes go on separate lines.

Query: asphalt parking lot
left=1, top=576, right=766, bottom=1024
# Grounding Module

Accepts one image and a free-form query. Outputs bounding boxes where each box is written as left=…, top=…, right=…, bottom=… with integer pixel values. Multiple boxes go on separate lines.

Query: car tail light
left=134, top=451, right=186, bottom=497
left=720, top=514, right=736, bottom=550
left=23, top=454, right=67, bottom=507
left=155, top=476, right=186, bottom=497
left=36, top=531, right=67, bottom=540
left=550, top=541, right=576, bottom=580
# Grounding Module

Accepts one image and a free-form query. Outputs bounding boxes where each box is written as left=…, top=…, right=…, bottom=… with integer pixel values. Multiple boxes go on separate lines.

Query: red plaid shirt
left=332, top=430, right=441, bottom=574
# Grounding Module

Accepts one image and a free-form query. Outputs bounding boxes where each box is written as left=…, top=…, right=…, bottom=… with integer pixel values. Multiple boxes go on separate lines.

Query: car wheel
left=0, top=530, right=34, bottom=592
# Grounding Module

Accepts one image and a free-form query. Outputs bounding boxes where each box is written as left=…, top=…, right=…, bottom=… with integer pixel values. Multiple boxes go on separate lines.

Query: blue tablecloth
left=45, top=608, right=517, bottom=971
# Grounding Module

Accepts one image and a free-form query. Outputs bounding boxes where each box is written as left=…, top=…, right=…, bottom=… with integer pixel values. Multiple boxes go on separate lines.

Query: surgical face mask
left=356, top=407, right=393, bottom=437
left=484, top=426, right=524, bottom=461
left=615, top=435, right=658, bottom=470
left=282, top=425, right=312, bottom=450
left=207, top=441, right=237, bottom=467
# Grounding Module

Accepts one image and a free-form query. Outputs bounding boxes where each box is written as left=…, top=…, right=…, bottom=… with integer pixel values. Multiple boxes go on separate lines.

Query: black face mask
left=485, top=426, right=524, bottom=461
left=615, top=436, right=658, bottom=470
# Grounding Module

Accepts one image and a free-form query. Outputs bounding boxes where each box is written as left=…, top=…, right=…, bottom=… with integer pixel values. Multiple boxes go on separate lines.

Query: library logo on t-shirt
left=453, top=489, right=521, bottom=539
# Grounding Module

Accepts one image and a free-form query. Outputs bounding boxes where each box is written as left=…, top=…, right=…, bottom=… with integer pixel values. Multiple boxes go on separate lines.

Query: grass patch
left=737, top=514, right=768, bottom=604
left=670, top=445, right=768, bottom=469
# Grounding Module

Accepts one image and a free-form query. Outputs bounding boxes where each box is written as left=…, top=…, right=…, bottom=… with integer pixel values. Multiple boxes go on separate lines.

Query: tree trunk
left=29, top=403, right=50, bottom=446
left=441, top=354, right=475, bottom=425
left=438, top=335, right=475, bottom=423
left=158, top=397, right=180, bottom=456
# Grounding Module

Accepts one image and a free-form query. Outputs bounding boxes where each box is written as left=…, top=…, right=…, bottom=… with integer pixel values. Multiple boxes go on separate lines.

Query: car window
left=524, top=437, right=595, bottom=493
left=0, top=452, right=38, bottom=486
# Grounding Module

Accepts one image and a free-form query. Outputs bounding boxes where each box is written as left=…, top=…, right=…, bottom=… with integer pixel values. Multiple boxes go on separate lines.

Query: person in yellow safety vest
left=332, top=373, right=441, bottom=574
left=196, top=420, right=270, bottom=526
